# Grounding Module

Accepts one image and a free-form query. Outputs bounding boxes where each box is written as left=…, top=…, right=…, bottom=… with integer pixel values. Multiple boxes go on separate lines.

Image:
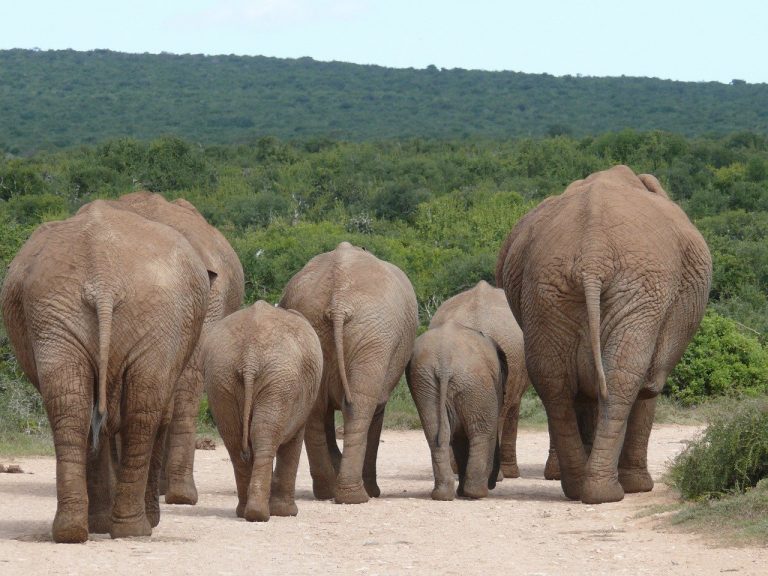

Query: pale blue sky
left=2, top=0, right=766, bottom=84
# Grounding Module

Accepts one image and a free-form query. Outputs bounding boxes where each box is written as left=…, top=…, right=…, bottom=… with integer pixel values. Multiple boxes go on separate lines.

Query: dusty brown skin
left=202, top=301, right=322, bottom=522
left=279, top=242, right=418, bottom=505
left=429, top=280, right=559, bottom=480
left=496, top=165, right=712, bottom=504
left=406, top=322, right=507, bottom=500
left=0, top=201, right=210, bottom=542
left=102, top=192, right=245, bottom=505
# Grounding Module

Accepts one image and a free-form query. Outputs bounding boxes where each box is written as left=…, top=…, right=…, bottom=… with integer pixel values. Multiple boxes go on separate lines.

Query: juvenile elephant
left=279, top=242, right=418, bottom=504
left=0, top=201, right=210, bottom=542
left=406, top=322, right=507, bottom=500
left=105, top=191, right=244, bottom=505
left=496, top=165, right=712, bottom=504
left=202, top=301, right=322, bottom=522
left=429, top=280, right=558, bottom=480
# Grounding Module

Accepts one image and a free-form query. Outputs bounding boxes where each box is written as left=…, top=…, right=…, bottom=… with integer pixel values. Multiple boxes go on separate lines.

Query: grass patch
left=0, top=431, right=53, bottom=457
left=666, top=479, right=768, bottom=546
left=656, top=397, right=768, bottom=546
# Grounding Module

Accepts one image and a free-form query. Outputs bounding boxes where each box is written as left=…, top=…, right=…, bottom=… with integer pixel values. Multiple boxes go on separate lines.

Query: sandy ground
left=1, top=425, right=766, bottom=575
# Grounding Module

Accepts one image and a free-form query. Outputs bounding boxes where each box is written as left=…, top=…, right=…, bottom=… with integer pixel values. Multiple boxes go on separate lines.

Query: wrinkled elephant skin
left=429, top=280, right=559, bottom=480
left=407, top=323, right=507, bottom=500
left=496, top=165, right=711, bottom=504
left=280, top=242, right=418, bottom=505
left=203, top=302, right=322, bottom=522
left=1, top=201, right=210, bottom=541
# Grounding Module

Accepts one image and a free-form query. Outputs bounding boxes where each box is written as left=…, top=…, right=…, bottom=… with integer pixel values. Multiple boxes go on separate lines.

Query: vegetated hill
left=1, top=48, right=767, bottom=154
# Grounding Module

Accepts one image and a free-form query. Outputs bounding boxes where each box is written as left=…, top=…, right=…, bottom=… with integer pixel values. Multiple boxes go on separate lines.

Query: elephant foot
left=244, top=501, right=270, bottom=522
left=581, top=477, right=625, bottom=504
left=363, top=479, right=381, bottom=498
left=53, top=510, right=89, bottom=543
left=334, top=483, right=370, bottom=505
left=501, top=461, right=520, bottom=479
left=619, top=468, right=654, bottom=493
left=236, top=501, right=246, bottom=518
left=560, top=474, right=583, bottom=500
left=458, top=480, right=489, bottom=499
left=431, top=484, right=455, bottom=501
left=88, top=513, right=112, bottom=534
left=164, top=478, right=198, bottom=506
left=110, top=516, right=152, bottom=539
left=544, top=450, right=561, bottom=480
left=269, top=498, right=298, bottom=517
left=311, top=479, right=336, bottom=501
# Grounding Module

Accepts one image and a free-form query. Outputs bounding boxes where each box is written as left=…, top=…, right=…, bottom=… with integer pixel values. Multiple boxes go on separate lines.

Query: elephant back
left=90, top=191, right=245, bottom=321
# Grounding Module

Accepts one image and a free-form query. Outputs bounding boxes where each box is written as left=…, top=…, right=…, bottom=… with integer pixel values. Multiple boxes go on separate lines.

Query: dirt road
left=1, top=425, right=766, bottom=575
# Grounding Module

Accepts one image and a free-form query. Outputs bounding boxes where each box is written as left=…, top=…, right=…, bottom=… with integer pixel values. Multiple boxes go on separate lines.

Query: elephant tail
left=92, top=294, right=113, bottom=451
left=331, top=310, right=353, bottom=406
left=240, top=360, right=258, bottom=461
left=583, top=275, right=608, bottom=401
left=436, top=369, right=449, bottom=448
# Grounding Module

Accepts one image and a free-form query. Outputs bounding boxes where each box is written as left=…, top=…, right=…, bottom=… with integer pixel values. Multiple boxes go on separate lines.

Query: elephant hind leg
left=460, top=433, right=494, bottom=499
left=452, top=432, right=469, bottom=497
left=499, top=401, right=521, bottom=478
left=334, top=397, right=377, bottom=505
left=324, top=403, right=342, bottom=474
left=87, top=433, right=115, bottom=534
left=581, top=370, right=639, bottom=504
left=163, top=358, right=203, bottom=506
left=243, top=398, right=287, bottom=522
left=41, top=361, right=93, bottom=543
left=145, top=410, right=172, bottom=528
left=362, top=403, right=386, bottom=498
left=618, top=395, right=656, bottom=494
left=269, top=430, right=304, bottom=517
left=110, top=367, right=173, bottom=538
left=304, top=398, right=338, bottom=500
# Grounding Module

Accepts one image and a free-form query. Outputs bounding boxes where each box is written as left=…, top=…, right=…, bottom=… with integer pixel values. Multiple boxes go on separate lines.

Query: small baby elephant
left=203, top=301, right=323, bottom=521
left=406, top=322, right=508, bottom=500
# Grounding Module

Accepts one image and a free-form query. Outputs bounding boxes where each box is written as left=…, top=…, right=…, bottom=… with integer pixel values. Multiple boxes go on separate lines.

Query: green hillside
left=1, top=49, right=767, bottom=154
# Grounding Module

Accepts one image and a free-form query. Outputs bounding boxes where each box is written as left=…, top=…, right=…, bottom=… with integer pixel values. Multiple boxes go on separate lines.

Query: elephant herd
left=0, top=165, right=712, bottom=543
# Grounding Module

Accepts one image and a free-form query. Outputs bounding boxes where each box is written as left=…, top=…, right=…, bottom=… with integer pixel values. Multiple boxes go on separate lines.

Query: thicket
left=1, top=130, right=768, bottom=437
left=668, top=399, right=768, bottom=498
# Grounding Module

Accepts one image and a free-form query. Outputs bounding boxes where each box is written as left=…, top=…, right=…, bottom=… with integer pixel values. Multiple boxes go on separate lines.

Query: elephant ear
left=638, top=174, right=670, bottom=199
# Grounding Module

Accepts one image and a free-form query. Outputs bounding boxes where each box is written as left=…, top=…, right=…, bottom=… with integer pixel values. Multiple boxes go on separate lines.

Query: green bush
left=665, top=310, right=768, bottom=405
left=668, top=398, right=768, bottom=499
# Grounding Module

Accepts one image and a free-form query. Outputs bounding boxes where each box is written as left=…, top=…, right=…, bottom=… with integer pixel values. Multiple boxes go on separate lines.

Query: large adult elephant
left=106, top=191, right=244, bottom=505
left=0, top=201, right=211, bottom=542
left=496, top=165, right=711, bottom=504
left=429, top=280, right=558, bottom=480
left=279, top=242, right=418, bottom=504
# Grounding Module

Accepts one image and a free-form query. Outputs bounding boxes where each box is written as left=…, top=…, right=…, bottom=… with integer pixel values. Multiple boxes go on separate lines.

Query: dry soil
left=1, top=425, right=766, bottom=575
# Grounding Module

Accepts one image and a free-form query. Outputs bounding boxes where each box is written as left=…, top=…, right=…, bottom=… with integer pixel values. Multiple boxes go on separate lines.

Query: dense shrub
left=666, top=310, right=768, bottom=405
left=668, top=399, right=768, bottom=498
